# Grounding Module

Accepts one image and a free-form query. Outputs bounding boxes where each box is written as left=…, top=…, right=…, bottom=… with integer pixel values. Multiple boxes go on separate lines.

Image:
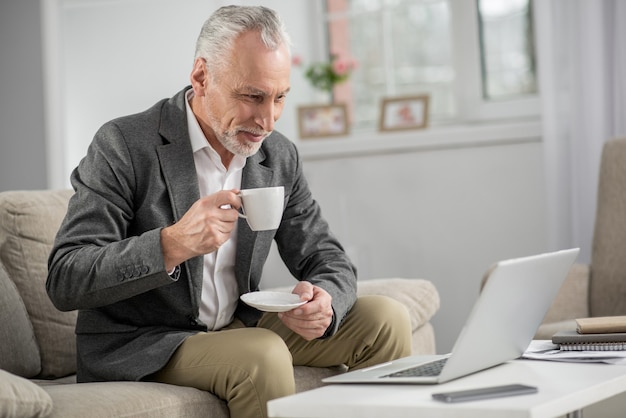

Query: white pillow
left=0, top=369, right=53, bottom=418
left=0, top=262, right=41, bottom=377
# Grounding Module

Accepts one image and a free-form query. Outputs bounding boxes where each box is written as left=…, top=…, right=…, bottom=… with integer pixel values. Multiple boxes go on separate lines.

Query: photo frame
left=379, top=95, right=430, bottom=132
left=297, top=104, right=349, bottom=139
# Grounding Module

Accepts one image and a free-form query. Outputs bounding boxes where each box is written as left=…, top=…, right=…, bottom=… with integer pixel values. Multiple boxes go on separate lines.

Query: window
left=324, top=0, right=538, bottom=131
left=478, top=0, right=537, bottom=100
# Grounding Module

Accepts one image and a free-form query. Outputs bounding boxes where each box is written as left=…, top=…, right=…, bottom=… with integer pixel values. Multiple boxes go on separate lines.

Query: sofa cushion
left=38, top=367, right=342, bottom=418
left=293, top=365, right=345, bottom=392
left=0, top=190, right=77, bottom=378
left=0, top=369, right=53, bottom=418
left=0, top=261, right=41, bottom=377
left=43, top=381, right=228, bottom=418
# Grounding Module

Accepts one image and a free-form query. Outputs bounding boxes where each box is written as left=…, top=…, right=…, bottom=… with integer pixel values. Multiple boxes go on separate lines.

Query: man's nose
left=256, top=101, right=277, bottom=132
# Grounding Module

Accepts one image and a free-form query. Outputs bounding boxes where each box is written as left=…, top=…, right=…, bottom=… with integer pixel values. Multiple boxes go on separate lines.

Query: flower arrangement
left=293, top=53, right=358, bottom=92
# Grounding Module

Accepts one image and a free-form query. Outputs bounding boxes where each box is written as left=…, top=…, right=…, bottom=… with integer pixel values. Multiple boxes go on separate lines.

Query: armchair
left=535, top=137, right=626, bottom=339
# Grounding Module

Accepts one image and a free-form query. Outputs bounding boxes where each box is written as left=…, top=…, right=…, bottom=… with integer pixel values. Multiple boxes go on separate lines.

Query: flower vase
left=313, top=89, right=333, bottom=105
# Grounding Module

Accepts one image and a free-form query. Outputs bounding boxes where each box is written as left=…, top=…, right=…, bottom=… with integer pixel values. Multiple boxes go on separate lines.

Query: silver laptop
left=323, top=248, right=580, bottom=385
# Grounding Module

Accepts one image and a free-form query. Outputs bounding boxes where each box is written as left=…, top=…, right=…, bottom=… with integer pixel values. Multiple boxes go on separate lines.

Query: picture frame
left=379, top=95, right=430, bottom=132
left=297, top=104, right=349, bottom=139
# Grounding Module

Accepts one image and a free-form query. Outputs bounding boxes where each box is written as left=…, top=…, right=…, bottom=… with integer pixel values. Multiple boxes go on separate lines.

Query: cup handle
left=236, top=192, right=247, bottom=218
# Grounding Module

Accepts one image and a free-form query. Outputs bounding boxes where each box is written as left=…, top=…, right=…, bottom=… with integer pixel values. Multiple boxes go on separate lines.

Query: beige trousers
left=150, top=295, right=412, bottom=418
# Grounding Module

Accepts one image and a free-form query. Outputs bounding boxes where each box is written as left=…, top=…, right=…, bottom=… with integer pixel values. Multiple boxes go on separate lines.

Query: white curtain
left=535, top=0, right=626, bottom=263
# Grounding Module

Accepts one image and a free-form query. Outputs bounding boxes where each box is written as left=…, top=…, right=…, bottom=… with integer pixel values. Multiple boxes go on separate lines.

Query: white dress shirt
left=185, top=90, right=246, bottom=330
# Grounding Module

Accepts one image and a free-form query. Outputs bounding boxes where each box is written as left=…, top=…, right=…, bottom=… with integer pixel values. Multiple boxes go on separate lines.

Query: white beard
left=218, top=128, right=268, bottom=157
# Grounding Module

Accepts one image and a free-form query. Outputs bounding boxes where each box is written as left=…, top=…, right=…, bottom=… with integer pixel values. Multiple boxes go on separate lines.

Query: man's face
left=191, top=31, right=291, bottom=158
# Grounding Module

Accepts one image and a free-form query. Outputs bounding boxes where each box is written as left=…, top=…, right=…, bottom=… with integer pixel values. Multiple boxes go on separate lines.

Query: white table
left=268, top=359, right=626, bottom=418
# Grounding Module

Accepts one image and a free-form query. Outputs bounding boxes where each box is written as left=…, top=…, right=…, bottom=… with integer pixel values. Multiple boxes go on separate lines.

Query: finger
left=279, top=315, right=331, bottom=340
left=280, top=303, right=332, bottom=323
left=219, top=189, right=242, bottom=210
left=203, top=190, right=239, bottom=210
left=292, top=281, right=314, bottom=302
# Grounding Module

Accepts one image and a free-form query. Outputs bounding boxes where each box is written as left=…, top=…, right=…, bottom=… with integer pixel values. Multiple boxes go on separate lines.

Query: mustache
left=233, top=127, right=271, bottom=138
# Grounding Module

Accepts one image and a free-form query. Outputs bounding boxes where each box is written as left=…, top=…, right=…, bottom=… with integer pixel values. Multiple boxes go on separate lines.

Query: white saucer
left=240, top=291, right=306, bottom=312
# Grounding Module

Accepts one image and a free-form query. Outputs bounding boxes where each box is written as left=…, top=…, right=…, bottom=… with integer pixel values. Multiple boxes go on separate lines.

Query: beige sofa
left=0, top=189, right=440, bottom=418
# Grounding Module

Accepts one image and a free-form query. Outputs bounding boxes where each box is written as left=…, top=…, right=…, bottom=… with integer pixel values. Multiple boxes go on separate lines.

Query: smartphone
left=432, top=383, right=538, bottom=403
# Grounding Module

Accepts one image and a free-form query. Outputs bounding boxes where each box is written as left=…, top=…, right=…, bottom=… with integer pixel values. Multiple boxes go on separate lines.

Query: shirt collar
left=185, top=89, right=211, bottom=154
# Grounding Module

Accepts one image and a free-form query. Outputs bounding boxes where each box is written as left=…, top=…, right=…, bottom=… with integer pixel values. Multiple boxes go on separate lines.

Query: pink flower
left=297, top=53, right=358, bottom=92
left=331, top=55, right=358, bottom=76
left=332, top=59, right=350, bottom=76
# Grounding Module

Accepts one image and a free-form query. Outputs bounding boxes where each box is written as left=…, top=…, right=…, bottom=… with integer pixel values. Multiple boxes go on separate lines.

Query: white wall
left=44, top=0, right=550, bottom=352
left=0, top=0, right=48, bottom=191
left=262, top=135, right=548, bottom=352
left=49, top=0, right=322, bottom=188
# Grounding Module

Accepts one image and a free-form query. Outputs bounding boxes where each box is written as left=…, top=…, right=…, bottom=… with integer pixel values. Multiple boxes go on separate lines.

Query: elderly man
left=47, top=5, right=411, bottom=417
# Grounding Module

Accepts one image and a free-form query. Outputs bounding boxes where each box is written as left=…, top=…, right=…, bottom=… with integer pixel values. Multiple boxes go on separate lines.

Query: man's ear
left=190, top=57, right=209, bottom=96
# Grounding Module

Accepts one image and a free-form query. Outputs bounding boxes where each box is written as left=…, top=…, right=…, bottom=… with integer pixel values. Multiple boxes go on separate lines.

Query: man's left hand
left=278, top=281, right=333, bottom=341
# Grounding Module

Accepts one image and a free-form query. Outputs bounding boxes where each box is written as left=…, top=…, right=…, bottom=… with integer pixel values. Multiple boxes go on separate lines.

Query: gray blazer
left=46, top=87, right=357, bottom=383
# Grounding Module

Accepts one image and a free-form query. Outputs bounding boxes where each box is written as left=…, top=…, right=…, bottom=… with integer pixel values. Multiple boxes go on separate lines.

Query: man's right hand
left=160, top=189, right=241, bottom=271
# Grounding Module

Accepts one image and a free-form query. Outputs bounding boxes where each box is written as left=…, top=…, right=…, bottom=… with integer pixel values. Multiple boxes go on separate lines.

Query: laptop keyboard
left=383, top=357, right=448, bottom=378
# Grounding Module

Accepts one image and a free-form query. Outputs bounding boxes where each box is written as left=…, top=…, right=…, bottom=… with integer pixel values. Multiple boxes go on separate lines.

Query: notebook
left=552, top=330, right=626, bottom=351
left=323, top=248, right=580, bottom=385
left=575, top=316, right=626, bottom=334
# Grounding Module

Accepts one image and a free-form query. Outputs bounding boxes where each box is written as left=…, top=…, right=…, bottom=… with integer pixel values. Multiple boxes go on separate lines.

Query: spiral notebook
left=552, top=330, right=626, bottom=351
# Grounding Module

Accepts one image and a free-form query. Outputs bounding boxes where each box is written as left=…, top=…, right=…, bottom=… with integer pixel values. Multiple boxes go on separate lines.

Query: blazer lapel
left=154, top=91, right=278, bottom=300
left=157, top=88, right=199, bottom=220
left=236, top=146, right=275, bottom=293
left=155, top=87, right=203, bottom=311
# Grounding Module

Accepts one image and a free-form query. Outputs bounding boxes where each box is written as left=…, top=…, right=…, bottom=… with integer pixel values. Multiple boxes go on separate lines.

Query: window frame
left=450, top=0, right=540, bottom=122
left=321, top=0, right=540, bottom=130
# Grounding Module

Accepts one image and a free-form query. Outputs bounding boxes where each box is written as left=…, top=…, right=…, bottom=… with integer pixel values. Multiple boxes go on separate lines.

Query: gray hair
left=194, top=5, right=291, bottom=72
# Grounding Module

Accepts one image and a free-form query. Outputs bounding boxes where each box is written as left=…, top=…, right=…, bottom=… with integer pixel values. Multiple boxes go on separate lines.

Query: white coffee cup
left=238, top=186, right=284, bottom=231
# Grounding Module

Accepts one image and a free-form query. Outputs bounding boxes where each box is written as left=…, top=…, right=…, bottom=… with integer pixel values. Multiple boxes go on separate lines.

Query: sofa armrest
left=267, top=278, right=439, bottom=354
left=356, top=278, right=439, bottom=333
left=267, top=278, right=439, bottom=334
